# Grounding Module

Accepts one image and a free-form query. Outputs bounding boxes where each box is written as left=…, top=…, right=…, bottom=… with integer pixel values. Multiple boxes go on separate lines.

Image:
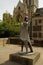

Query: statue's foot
left=30, top=50, right=33, bottom=53
left=26, top=52, right=28, bottom=54
left=18, top=51, right=27, bottom=55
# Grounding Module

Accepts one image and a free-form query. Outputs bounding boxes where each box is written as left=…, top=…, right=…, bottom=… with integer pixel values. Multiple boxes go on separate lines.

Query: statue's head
left=24, top=15, right=29, bottom=22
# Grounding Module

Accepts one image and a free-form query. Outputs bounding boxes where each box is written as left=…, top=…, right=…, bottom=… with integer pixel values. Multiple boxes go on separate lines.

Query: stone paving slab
left=0, top=44, right=43, bottom=65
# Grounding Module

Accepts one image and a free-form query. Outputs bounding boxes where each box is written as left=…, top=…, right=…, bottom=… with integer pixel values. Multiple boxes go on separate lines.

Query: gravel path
left=0, top=44, right=43, bottom=65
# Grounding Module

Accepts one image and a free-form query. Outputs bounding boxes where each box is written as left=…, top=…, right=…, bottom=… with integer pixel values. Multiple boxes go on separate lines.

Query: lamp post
left=29, top=5, right=34, bottom=40
left=30, top=7, right=32, bottom=40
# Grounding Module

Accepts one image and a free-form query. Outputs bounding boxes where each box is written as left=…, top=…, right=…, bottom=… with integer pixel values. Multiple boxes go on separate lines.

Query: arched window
left=18, top=6, right=21, bottom=10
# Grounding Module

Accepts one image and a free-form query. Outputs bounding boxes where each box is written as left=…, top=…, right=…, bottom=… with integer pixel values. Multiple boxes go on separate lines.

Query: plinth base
left=9, top=52, right=40, bottom=65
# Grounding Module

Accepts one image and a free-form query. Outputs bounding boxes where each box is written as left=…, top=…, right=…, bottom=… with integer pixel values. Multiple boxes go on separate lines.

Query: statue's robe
left=20, top=21, right=31, bottom=44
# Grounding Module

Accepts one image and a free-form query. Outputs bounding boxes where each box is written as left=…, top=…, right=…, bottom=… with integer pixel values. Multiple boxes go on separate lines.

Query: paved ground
left=0, top=44, right=43, bottom=65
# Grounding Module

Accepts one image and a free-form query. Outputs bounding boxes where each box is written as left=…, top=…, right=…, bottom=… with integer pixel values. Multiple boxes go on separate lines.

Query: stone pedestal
left=9, top=52, right=40, bottom=65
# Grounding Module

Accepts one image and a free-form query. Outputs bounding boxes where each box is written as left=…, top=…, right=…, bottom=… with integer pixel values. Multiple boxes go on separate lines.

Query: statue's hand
left=23, top=22, right=28, bottom=26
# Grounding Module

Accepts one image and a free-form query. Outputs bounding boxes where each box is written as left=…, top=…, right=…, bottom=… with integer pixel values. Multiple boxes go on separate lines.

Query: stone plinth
left=9, top=52, right=40, bottom=65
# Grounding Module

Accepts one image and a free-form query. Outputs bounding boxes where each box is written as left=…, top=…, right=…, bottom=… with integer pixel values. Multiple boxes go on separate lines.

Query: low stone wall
left=33, top=40, right=43, bottom=47
left=0, top=37, right=34, bottom=47
left=10, top=38, right=21, bottom=45
left=0, top=37, right=21, bottom=47
left=0, top=38, right=9, bottom=46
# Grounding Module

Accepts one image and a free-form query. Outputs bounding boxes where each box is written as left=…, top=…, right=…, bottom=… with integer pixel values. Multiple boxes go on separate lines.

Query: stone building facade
left=13, top=0, right=38, bottom=22
left=32, top=8, right=43, bottom=44
left=13, top=0, right=25, bottom=22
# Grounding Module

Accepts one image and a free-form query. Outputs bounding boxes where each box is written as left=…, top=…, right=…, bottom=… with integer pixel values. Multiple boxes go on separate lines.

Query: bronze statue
left=20, top=15, right=33, bottom=54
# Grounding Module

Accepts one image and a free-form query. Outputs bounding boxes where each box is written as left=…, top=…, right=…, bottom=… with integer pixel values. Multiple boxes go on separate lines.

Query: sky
left=0, top=0, right=43, bottom=20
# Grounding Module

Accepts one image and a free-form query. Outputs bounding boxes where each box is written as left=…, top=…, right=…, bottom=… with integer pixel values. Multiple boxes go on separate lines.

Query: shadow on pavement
left=0, top=60, right=21, bottom=65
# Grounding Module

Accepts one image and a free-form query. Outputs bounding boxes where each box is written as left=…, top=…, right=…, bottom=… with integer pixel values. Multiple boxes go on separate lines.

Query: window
left=18, top=7, right=21, bottom=10
left=39, top=19, right=42, bottom=23
left=33, top=26, right=37, bottom=31
left=33, top=26, right=41, bottom=31
left=38, top=26, right=41, bottom=31
left=35, top=20, right=37, bottom=25
left=33, top=33, right=37, bottom=38
left=38, top=33, right=41, bottom=38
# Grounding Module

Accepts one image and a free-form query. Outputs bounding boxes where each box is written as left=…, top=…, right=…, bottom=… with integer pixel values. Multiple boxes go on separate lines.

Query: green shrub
left=0, top=21, right=20, bottom=38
